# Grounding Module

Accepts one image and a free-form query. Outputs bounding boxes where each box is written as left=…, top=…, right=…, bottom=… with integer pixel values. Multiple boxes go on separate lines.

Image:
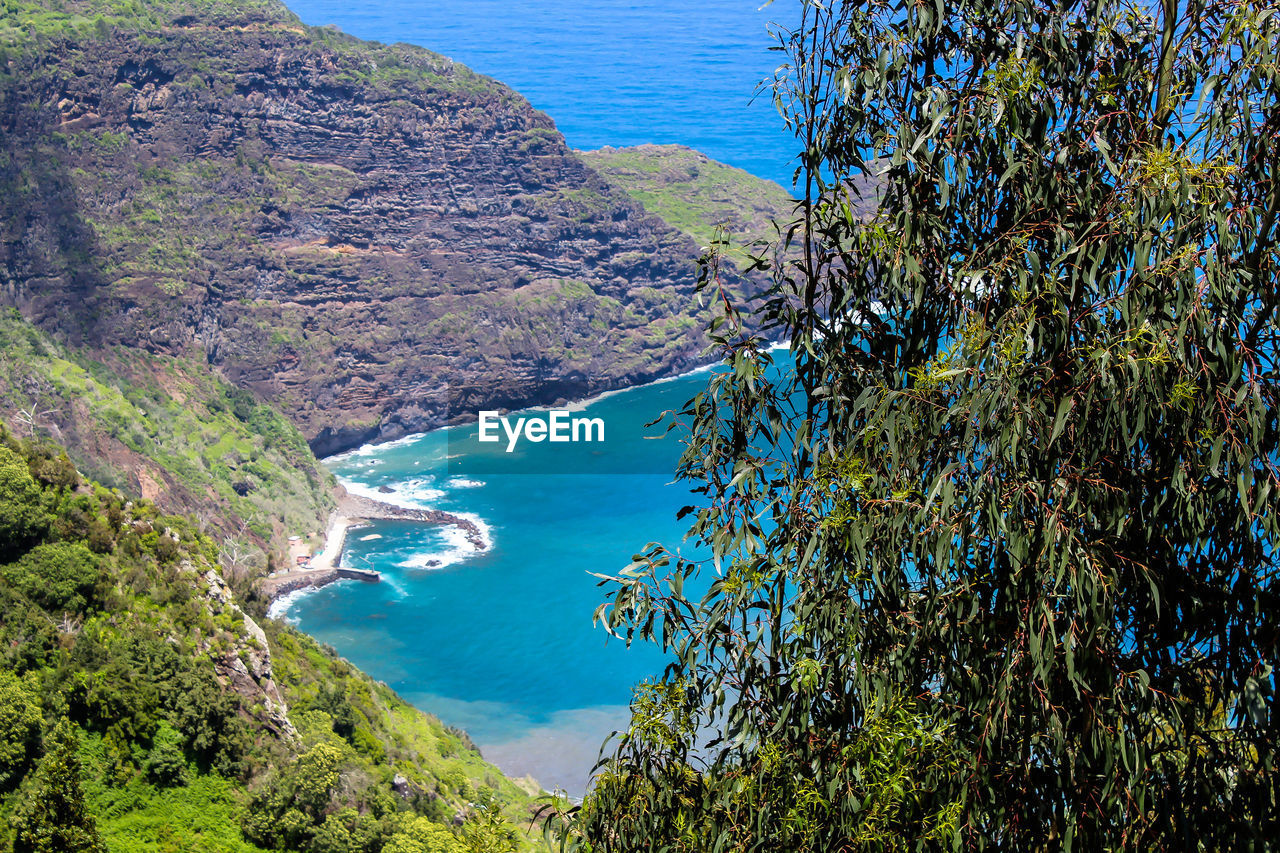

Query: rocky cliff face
left=0, top=1, right=736, bottom=456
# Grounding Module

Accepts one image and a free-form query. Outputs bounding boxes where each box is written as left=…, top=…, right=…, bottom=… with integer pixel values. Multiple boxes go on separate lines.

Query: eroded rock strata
left=1, top=1, right=744, bottom=457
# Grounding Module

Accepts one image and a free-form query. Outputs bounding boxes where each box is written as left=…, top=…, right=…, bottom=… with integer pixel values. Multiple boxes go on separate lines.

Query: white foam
left=401, top=511, right=494, bottom=557
left=447, top=477, right=485, bottom=489
left=339, top=478, right=444, bottom=511
left=455, top=511, right=494, bottom=550
left=561, top=362, right=719, bottom=412
left=322, top=431, right=428, bottom=464
left=267, top=587, right=313, bottom=621
left=396, top=477, right=449, bottom=507
left=324, top=445, right=373, bottom=464
left=398, top=523, right=485, bottom=570
left=336, top=475, right=495, bottom=567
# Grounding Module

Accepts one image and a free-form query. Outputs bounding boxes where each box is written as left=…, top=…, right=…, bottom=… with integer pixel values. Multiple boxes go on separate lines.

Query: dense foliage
left=11, top=719, right=105, bottom=853
left=557, top=0, right=1280, bottom=849
left=0, top=309, right=335, bottom=560
left=0, top=428, right=537, bottom=852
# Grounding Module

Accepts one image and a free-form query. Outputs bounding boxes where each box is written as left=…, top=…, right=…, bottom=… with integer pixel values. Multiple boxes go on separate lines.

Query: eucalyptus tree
left=552, top=0, right=1280, bottom=849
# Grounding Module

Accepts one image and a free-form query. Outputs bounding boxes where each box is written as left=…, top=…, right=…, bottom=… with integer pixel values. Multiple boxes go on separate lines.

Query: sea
left=272, top=0, right=802, bottom=796
left=282, top=0, right=801, bottom=188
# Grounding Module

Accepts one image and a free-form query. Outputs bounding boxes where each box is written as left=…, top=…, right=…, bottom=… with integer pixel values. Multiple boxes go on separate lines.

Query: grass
left=1, top=0, right=519, bottom=112
left=265, top=623, right=545, bottom=841
left=82, top=746, right=272, bottom=853
left=579, top=143, right=796, bottom=265
left=0, top=0, right=300, bottom=44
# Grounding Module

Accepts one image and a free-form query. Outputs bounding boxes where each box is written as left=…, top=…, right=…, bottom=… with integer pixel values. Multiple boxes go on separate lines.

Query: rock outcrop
left=0, top=0, right=747, bottom=457
left=201, top=566, right=295, bottom=739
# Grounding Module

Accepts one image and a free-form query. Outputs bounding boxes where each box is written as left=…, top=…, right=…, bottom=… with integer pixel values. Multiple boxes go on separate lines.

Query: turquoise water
left=282, top=0, right=801, bottom=188
left=272, top=0, right=804, bottom=796
left=278, top=368, right=728, bottom=795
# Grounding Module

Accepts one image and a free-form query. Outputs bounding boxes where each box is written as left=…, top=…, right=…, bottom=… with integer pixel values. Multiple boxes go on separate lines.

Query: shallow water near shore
left=280, top=365, right=740, bottom=796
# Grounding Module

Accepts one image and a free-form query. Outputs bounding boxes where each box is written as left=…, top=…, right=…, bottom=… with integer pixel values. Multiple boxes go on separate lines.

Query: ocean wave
left=561, top=363, right=718, bottom=412
left=266, top=586, right=314, bottom=621
left=398, top=524, right=478, bottom=570
left=339, top=477, right=446, bottom=510
left=322, top=431, right=428, bottom=464
left=446, top=476, right=485, bottom=489
left=396, top=477, right=450, bottom=507
left=457, top=511, right=494, bottom=550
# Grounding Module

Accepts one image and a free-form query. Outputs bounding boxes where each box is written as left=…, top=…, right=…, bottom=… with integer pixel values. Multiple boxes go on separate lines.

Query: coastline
left=325, top=344, right=790, bottom=460
left=266, top=348, right=794, bottom=794
left=262, top=490, right=489, bottom=607
left=270, top=345, right=791, bottom=614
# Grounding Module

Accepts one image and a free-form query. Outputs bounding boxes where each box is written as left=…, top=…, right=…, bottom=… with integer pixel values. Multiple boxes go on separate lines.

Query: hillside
left=0, top=8, right=800, bottom=846
left=580, top=144, right=884, bottom=272
left=578, top=144, right=796, bottom=263
left=0, top=309, right=334, bottom=557
left=0, top=428, right=543, bottom=852
left=0, top=5, right=726, bottom=846
left=0, top=0, right=748, bottom=461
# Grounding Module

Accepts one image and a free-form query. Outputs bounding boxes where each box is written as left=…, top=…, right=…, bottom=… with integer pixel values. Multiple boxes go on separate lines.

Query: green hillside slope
left=0, top=309, right=333, bottom=559
left=0, top=429, right=542, bottom=852
left=578, top=144, right=795, bottom=264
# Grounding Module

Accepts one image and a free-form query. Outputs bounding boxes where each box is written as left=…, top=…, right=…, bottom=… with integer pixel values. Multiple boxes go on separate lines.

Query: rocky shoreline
left=339, top=493, right=488, bottom=551
left=261, top=492, right=488, bottom=604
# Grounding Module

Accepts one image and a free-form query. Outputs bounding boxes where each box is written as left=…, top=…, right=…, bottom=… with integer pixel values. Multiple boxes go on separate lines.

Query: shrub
left=1, top=542, right=103, bottom=614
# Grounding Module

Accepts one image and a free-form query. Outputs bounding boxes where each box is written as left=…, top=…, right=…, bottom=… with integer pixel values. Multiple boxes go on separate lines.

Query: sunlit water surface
left=272, top=0, right=801, bottom=796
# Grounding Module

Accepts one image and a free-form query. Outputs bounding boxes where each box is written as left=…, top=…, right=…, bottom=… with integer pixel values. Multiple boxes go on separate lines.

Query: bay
left=280, top=367, right=713, bottom=796
left=273, top=0, right=801, bottom=797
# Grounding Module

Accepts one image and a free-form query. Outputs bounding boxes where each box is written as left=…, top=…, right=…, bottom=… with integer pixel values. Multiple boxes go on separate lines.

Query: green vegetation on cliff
left=0, top=429, right=540, bottom=852
left=578, top=144, right=795, bottom=263
left=0, top=0, right=298, bottom=39
left=0, top=0, right=731, bottom=464
left=0, top=309, right=333, bottom=560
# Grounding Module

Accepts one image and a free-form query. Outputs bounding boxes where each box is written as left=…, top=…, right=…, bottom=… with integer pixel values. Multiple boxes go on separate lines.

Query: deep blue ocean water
left=273, top=0, right=801, bottom=796
left=283, top=0, right=801, bottom=188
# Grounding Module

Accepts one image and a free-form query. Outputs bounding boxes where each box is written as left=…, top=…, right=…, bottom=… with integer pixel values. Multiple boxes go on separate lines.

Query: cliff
left=0, top=0, right=743, bottom=459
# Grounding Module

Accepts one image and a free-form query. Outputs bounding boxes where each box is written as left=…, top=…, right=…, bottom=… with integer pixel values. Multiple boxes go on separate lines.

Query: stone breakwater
left=262, top=493, right=488, bottom=603
left=339, top=493, right=488, bottom=552
left=263, top=567, right=382, bottom=602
